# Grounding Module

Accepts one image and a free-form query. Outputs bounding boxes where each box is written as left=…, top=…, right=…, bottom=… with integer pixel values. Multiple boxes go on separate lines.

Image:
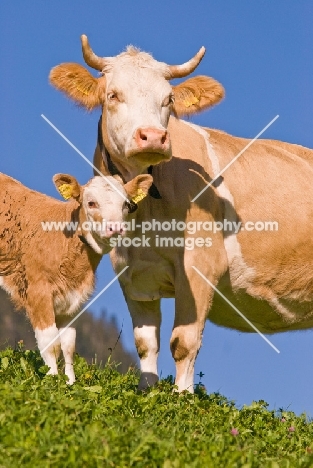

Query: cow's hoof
left=138, top=372, right=158, bottom=390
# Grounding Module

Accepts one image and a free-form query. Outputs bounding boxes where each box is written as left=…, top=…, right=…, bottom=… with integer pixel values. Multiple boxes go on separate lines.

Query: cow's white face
left=53, top=173, right=153, bottom=254
left=50, top=37, right=225, bottom=179
left=102, top=55, right=173, bottom=172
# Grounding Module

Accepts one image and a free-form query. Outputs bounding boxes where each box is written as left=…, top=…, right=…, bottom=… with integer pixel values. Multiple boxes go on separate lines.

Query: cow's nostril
left=134, top=127, right=170, bottom=151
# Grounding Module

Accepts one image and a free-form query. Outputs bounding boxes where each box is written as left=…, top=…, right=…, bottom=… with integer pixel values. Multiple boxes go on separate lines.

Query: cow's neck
left=97, top=116, right=161, bottom=199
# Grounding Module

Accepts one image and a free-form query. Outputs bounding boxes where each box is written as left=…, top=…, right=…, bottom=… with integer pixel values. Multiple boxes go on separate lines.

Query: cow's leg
left=127, top=297, right=161, bottom=390
left=55, top=315, right=76, bottom=385
left=170, top=267, right=214, bottom=393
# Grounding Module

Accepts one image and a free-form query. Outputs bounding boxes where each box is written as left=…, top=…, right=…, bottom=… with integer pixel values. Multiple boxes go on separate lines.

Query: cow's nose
left=134, top=127, right=170, bottom=151
left=105, top=222, right=125, bottom=238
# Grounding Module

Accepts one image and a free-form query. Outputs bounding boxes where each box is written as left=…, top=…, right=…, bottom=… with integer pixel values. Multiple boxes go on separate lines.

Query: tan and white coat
left=0, top=172, right=152, bottom=383
left=50, top=37, right=313, bottom=392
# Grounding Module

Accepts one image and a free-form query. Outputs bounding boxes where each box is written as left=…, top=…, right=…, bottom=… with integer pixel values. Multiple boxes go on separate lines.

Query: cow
left=0, top=171, right=152, bottom=383
left=49, top=36, right=313, bottom=393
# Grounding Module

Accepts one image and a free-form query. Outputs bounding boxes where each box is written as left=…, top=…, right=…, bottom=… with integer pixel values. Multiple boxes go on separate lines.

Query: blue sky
left=1, top=1, right=313, bottom=415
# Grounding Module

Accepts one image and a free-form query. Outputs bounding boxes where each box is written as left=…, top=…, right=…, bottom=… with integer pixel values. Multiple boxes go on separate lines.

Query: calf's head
left=50, top=36, right=225, bottom=179
left=53, top=173, right=152, bottom=254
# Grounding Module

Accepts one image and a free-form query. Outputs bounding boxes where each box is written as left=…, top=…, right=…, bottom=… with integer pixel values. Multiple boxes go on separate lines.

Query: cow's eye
left=88, top=201, right=97, bottom=208
left=107, top=92, right=118, bottom=101
left=162, top=94, right=175, bottom=107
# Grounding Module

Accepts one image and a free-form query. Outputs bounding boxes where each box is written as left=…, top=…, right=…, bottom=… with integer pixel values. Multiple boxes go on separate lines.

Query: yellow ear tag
left=183, top=96, right=199, bottom=108
left=76, top=86, right=90, bottom=96
left=131, top=189, right=147, bottom=204
left=58, top=183, right=73, bottom=200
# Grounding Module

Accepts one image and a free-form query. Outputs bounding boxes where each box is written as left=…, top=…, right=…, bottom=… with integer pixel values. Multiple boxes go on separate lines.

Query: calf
left=0, top=171, right=152, bottom=383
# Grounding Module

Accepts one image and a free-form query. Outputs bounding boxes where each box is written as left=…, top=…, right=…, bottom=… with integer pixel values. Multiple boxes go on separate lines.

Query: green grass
left=0, top=347, right=312, bottom=467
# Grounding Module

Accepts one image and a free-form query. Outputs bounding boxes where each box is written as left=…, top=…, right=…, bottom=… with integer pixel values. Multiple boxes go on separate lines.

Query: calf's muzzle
left=104, top=222, right=125, bottom=238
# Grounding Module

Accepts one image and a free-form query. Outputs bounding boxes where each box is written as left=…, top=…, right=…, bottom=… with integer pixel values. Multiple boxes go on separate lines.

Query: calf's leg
left=34, top=324, right=61, bottom=375
left=28, top=301, right=61, bottom=376
left=27, top=295, right=61, bottom=376
left=56, top=315, right=76, bottom=384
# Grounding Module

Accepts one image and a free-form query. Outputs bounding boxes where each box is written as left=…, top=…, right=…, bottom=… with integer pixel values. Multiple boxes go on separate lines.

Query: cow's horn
left=167, top=47, right=206, bottom=79
left=81, top=35, right=106, bottom=71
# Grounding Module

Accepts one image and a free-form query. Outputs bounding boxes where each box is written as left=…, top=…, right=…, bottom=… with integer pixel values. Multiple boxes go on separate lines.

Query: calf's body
left=0, top=172, right=152, bottom=383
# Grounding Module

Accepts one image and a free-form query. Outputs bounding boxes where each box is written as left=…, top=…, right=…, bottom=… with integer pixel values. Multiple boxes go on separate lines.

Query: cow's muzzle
left=126, top=127, right=172, bottom=163
left=135, top=127, right=170, bottom=151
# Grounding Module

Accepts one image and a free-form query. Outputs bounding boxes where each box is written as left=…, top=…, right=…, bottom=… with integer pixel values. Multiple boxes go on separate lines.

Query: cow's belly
left=209, top=273, right=313, bottom=333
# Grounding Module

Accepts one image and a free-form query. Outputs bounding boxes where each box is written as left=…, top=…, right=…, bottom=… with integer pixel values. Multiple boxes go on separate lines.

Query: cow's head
left=53, top=173, right=152, bottom=254
left=50, top=36, right=224, bottom=180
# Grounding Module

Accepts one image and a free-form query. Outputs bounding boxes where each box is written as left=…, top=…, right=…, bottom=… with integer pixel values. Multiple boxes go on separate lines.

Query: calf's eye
left=88, top=201, right=97, bottom=208
left=124, top=200, right=138, bottom=214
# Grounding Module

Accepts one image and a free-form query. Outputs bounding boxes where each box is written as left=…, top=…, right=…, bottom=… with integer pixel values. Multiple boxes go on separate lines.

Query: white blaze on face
left=102, top=50, right=173, bottom=160
left=82, top=176, right=127, bottom=240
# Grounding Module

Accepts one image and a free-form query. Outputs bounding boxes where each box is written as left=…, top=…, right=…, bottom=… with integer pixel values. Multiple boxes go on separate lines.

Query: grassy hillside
left=0, top=348, right=312, bottom=467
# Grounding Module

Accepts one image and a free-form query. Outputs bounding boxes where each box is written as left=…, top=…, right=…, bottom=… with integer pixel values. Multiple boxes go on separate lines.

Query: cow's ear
left=124, top=174, right=153, bottom=203
left=53, top=174, right=82, bottom=201
left=172, top=76, right=225, bottom=117
left=49, top=63, right=105, bottom=110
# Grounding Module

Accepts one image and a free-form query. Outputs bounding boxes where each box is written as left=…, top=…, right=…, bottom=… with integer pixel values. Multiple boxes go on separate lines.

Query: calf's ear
left=49, top=63, right=105, bottom=110
left=124, top=175, right=153, bottom=203
left=172, top=75, right=225, bottom=117
left=53, top=174, right=82, bottom=201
